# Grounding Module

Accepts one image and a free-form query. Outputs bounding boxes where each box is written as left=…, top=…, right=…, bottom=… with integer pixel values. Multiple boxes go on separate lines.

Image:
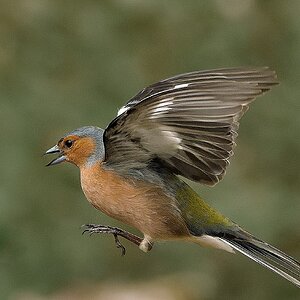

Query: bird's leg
left=81, top=224, right=153, bottom=255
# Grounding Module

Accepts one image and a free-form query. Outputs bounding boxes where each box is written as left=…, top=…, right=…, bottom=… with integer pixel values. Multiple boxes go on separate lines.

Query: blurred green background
left=1, top=0, right=299, bottom=299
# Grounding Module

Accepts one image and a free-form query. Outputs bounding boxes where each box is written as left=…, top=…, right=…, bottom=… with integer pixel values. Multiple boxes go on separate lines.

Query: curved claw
left=113, top=233, right=126, bottom=256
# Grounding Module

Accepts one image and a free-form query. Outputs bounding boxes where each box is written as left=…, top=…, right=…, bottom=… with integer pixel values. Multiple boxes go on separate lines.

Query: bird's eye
left=65, top=140, right=73, bottom=148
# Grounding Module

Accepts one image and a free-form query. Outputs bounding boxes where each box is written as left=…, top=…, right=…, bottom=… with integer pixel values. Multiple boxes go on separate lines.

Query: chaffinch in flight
left=45, top=67, right=300, bottom=287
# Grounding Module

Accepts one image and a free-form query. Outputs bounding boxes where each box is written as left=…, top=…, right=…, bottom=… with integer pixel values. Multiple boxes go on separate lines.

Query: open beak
left=45, top=145, right=66, bottom=166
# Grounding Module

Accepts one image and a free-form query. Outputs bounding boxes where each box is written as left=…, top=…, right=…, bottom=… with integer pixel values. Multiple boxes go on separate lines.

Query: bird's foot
left=81, top=224, right=150, bottom=256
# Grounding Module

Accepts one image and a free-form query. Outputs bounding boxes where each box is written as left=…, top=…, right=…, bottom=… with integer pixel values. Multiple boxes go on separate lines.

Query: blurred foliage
left=0, top=0, right=299, bottom=299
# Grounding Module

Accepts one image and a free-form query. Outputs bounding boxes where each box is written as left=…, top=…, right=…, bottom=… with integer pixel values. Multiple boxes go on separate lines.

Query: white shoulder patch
left=117, top=106, right=129, bottom=116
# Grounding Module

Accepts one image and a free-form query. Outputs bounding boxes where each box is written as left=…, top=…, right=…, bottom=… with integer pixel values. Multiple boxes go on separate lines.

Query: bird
left=45, top=67, right=300, bottom=288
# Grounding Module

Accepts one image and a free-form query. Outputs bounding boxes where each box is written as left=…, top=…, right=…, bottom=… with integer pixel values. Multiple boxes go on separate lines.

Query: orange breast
left=80, top=163, right=189, bottom=240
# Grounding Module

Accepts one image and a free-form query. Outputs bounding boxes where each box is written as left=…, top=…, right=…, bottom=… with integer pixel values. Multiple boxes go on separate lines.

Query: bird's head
left=45, top=126, right=105, bottom=168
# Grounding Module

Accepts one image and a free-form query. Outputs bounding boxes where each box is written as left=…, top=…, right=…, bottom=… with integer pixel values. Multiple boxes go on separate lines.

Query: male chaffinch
left=45, top=67, right=300, bottom=287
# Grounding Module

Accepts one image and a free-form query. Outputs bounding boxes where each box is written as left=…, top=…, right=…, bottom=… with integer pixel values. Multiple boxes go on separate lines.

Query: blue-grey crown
left=68, top=126, right=104, bottom=139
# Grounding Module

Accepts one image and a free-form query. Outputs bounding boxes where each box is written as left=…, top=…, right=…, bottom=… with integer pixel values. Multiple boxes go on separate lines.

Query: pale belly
left=80, top=164, right=190, bottom=240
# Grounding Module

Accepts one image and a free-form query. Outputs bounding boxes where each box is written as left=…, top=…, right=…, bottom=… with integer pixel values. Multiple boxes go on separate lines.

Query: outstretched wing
left=103, top=67, right=278, bottom=185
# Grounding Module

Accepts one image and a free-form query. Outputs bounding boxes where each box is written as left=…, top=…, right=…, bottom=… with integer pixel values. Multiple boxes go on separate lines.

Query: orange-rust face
left=59, top=135, right=97, bottom=166
left=46, top=135, right=97, bottom=167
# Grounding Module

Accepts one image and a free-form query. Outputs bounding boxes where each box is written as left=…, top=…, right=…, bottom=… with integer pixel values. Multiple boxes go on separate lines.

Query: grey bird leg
left=81, top=224, right=153, bottom=255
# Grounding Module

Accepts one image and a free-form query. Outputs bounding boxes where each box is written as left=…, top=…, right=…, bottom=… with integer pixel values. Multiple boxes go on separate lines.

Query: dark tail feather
left=219, top=234, right=300, bottom=288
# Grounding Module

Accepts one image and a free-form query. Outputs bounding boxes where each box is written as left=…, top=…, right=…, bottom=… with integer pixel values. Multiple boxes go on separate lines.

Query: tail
left=218, top=231, right=300, bottom=288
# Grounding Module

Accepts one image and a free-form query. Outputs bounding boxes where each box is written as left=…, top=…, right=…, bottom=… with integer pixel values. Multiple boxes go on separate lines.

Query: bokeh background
left=1, top=1, right=299, bottom=299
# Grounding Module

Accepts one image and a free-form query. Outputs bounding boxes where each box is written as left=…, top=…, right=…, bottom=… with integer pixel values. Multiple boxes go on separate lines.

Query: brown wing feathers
left=104, top=67, right=278, bottom=185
